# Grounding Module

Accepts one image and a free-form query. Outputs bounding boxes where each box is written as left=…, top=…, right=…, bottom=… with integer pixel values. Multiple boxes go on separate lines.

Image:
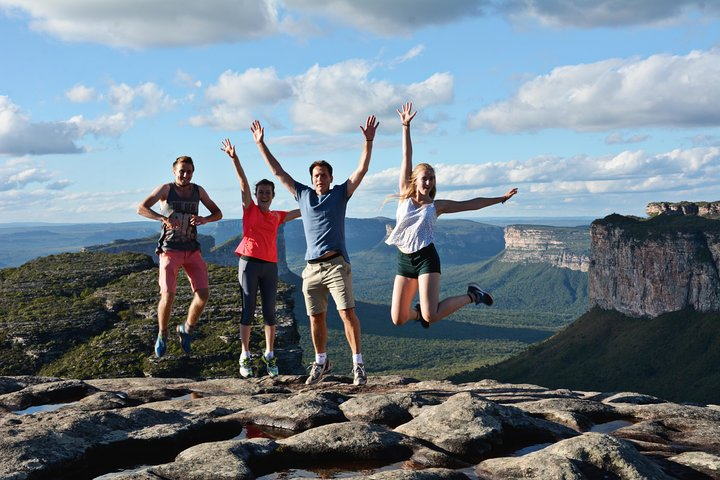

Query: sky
left=1, top=0, right=719, bottom=224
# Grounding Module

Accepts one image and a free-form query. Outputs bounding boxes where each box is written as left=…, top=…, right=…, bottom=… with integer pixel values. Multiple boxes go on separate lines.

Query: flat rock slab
left=1, top=375, right=718, bottom=479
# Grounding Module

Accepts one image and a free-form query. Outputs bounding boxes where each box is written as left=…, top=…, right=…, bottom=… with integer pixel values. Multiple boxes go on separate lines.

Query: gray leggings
left=238, top=257, right=278, bottom=326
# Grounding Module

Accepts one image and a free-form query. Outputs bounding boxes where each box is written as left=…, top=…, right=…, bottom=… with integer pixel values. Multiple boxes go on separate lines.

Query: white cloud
left=206, top=68, right=292, bottom=107
left=107, top=82, right=175, bottom=118
left=0, top=0, right=281, bottom=48
left=66, top=112, right=130, bottom=138
left=290, top=60, right=454, bottom=134
left=189, top=68, right=291, bottom=130
left=188, top=104, right=254, bottom=131
left=395, top=45, right=425, bottom=64
left=0, top=96, right=84, bottom=155
left=0, top=157, right=70, bottom=191
left=501, top=0, right=720, bottom=28
left=362, top=146, right=720, bottom=200
left=175, top=70, right=202, bottom=89
left=1, top=81, right=176, bottom=156
left=65, top=84, right=97, bottom=103
left=192, top=59, right=454, bottom=133
left=64, top=82, right=175, bottom=138
left=468, top=49, right=720, bottom=133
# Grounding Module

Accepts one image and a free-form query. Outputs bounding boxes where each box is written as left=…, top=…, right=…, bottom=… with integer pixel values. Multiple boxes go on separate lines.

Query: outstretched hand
left=221, top=138, right=236, bottom=159
left=503, top=188, right=519, bottom=203
left=397, top=102, right=417, bottom=126
left=250, top=120, right=264, bottom=144
left=360, top=115, right=379, bottom=141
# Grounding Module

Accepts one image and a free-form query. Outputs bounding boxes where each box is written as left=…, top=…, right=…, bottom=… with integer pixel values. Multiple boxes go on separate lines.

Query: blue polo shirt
left=294, top=180, right=350, bottom=263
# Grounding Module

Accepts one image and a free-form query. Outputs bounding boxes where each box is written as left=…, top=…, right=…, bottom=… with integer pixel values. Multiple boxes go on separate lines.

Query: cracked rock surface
left=1, top=375, right=718, bottom=479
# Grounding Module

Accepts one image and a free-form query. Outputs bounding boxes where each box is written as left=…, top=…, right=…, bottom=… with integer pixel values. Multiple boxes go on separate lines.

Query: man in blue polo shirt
left=251, top=116, right=379, bottom=386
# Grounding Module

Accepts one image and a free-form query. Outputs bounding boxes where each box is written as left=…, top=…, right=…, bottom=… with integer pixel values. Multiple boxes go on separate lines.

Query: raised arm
left=251, top=120, right=296, bottom=197
left=397, top=102, right=417, bottom=193
left=435, top=188, right=518, bottom=216
left=347, top=114, right=379, bottom=197
left=192, top=186, right=223, bottom=226
left=221, top=138, right=252, bottom=209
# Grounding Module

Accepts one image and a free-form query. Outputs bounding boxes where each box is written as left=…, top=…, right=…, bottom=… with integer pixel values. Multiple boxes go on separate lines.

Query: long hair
left=399, top=163, right=436, bottom=200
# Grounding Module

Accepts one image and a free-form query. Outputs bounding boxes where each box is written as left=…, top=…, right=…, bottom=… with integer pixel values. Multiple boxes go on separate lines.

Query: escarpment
left=501, top=225, right=590, bottom=272
left=589, top=211, right=720, bottom=318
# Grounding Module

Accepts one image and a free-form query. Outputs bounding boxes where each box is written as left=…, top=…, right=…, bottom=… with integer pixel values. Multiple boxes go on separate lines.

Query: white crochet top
left=385, top=198, right=437, bottom=254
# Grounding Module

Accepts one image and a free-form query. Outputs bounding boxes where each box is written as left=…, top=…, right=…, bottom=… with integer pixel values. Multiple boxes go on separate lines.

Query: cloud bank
left=468, top=49, right=720, bottom=133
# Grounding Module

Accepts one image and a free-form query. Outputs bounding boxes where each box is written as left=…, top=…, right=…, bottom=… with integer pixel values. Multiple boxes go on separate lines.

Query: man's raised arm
left=347, top=115, right=379, bottom=197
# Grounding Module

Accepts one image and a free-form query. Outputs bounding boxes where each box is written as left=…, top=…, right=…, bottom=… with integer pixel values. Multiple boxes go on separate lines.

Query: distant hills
left=0, top=217, right=591, bottom=380
left=455, top=307, right=720, bottom=404
left=2, top=209, right=719, bottom=407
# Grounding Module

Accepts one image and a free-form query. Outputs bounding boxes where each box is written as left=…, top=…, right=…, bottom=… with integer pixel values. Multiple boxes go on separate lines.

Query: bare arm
left=192, top=186, right=223, bottom=225
left=251, top=120, right=296, bottom=197
left=397, top=102, right=417, bottom=193
left=347, top=115, right=379, bottom=197
left=283, top=209, right=301, bottom=223
left=137, top=183, right=174, bottom=229
left=221, top=138, right=252, bottom=209
left=435, top=188, right=518, bottom=216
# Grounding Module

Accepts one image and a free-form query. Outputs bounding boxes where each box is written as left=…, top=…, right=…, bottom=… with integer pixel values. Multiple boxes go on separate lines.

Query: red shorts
left=158, top=250, right=208, bottom=293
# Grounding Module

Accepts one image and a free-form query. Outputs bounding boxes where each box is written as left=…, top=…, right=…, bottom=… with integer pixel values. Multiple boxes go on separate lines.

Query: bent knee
left=195, top=288, right=210, bottom=301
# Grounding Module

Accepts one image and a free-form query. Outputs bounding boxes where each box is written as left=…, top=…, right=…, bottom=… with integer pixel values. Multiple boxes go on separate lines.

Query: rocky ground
left=1, top=374, right=718, bottom=480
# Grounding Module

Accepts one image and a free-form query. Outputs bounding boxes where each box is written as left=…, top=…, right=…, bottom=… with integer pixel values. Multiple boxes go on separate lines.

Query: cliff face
left=646, top=200, right=720, bottom=219
left=589, top=214, right=720, bottom=318
left=501, top=225, right=590, bottom=272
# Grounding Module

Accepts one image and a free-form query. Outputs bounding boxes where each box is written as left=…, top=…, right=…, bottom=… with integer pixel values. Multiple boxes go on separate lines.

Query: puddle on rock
left=589, top=419, right=633, bottom=434
left=13, top=402, right=76, bottom=415
left=511, top=443, right=553, bottom=456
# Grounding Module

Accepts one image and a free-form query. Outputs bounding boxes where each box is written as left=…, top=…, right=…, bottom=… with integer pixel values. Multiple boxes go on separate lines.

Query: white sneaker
left=239, top=356, right=254, bottom=378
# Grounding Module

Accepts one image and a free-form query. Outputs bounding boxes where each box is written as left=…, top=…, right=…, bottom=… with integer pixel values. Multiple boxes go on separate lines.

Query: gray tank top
left=156, top=183, right=201, bottom=253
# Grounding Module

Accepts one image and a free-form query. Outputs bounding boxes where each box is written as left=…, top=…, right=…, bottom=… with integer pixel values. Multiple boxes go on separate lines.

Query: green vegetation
left=1, top=252, right=296, bottom=379
left=453, top=307, right=720, bottom=404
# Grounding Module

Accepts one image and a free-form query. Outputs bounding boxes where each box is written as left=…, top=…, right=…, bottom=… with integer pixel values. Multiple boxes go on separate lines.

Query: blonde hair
left=400, top=163, right=436, bottom=200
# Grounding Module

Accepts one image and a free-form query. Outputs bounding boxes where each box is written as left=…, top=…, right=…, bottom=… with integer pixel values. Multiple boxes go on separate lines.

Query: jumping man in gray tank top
left=251, top=116, right=379, bottom=386
left=138, top=156, right=223, bottom=358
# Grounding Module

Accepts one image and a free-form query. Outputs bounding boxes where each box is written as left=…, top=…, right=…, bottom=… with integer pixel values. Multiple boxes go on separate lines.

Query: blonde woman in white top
left=385, top=102, right=518, bottom=327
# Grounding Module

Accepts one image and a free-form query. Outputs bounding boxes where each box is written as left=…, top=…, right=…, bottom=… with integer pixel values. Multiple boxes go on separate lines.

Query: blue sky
left=1, top=0, right=719, bottom=223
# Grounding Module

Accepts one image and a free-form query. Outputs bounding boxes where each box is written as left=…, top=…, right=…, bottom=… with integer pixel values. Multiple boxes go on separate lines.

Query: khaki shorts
left=301, top=256, right=355, bottom=315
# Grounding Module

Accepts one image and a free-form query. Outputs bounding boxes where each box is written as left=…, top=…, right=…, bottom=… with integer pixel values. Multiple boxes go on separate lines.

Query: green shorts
left=397, top=243, right=441, bottom=278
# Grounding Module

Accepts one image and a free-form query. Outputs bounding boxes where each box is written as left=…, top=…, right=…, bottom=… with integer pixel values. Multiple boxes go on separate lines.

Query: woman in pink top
left=385, top=102, right=518, bottom=328
left=222, top=138, right=300, bottom=378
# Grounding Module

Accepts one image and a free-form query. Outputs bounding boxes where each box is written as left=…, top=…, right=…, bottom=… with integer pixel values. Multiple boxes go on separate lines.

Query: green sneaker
left=239, top=356, right=254, bottom=378
left=262, top=355, right=279, bottom=377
